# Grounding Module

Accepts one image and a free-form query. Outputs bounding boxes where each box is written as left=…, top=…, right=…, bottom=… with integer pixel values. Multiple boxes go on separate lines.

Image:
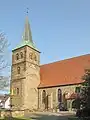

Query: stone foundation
left=0, top=109, right=24, bottom=118
left=12, top=110, right=24, bottom=117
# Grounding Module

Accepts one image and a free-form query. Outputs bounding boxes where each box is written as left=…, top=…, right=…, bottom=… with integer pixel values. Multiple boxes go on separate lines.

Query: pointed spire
left=13, top=15, right=39, bottom=52
left=22, top=16, right=33, bottom=43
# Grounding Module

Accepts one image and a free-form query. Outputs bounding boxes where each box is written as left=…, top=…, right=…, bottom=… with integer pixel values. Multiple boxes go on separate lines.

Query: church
left=10, top=16, right=90, bottom=112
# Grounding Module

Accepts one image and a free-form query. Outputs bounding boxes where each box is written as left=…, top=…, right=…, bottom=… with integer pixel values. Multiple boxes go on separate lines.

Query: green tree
left=80, top=68, right=90, bottom=109
left=76, top=69, right=90, bottom=118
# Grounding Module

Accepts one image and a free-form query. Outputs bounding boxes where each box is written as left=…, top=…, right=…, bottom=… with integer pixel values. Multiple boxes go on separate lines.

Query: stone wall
left=11, top=45, right=40, bottom=111
left=0, top=110, right=25, bottom=118
left=12, top=110, right=24, bottom=117
left=11, top=46, right=27, bottom=110
left=23, top=46, right=40, bottom=110
left=38, top=84, right=81, bottom=111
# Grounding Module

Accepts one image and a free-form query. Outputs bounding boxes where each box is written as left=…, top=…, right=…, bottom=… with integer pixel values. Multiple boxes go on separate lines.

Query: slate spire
left=13, top=15, right=39, bottom=52
left=22, top=16, right=33, bottom=43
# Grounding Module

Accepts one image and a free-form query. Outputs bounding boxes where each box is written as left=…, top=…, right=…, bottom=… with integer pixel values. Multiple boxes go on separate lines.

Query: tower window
left=29, top=52, right=32, bottom=59
left=20, top=52, right=23, bottom=58
left=17, top=88, right=19, bottom=95
left=17, top=67, right=20, bottom=74
left=34, top=54, right=37, bottom=61
left=16, top=53, right=19, bottom=60
left=32, top=53, right=37, bottom=61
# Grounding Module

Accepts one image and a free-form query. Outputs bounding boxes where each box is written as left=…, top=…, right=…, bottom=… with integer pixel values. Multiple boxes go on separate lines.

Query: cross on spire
left=26, top=8, right=29, bottom=15
left=13, top=10, right=39, bottom=52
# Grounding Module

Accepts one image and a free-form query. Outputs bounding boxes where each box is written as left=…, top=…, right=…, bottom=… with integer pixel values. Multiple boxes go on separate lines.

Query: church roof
left=13, top=16, right=39, bottom=52
left=39, top=54, right=90, bottom=88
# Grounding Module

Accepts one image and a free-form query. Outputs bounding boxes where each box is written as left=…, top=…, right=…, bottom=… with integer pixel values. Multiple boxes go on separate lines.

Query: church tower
left=10, top=16, right=40, bottom=110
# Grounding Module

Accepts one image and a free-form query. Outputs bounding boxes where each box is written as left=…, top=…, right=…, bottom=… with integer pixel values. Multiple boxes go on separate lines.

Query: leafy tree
left=81, top=68, right=90, bottom=109
left=76, top=68, right=90, bottom=117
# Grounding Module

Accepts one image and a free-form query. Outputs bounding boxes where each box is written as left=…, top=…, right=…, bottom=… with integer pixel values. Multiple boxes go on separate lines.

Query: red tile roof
left=39, top=54, right=90, bottom=88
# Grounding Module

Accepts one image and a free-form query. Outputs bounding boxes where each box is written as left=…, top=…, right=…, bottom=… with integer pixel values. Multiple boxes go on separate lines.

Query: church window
left=17, top=88, right=19, bottom=95
left=17, top=67, right=20, bottom=74
left=20, top=52, right=23, bottom=58
left=16, top=53, right=19, bottom=60
left=34, top=54, right=37, bottom=61
left=42, top=90, right=46, bottom=104
left=32, top=53, right=37, bottom=61
left=29, top=52, right=32, bottom=59
left=58, top=88, right=62, bottom=102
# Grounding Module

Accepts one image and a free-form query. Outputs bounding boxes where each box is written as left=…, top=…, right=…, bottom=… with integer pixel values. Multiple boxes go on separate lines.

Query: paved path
left=25, top=111, right=75, bottom=120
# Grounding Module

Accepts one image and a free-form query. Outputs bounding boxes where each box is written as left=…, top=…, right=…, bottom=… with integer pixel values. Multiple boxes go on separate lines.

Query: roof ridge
left=40, top=54, right=90, bottom=66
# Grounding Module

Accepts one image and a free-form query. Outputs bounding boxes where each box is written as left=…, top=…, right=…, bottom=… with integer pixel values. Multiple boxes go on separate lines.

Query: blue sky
left=0, top=0, right=90, bottom=65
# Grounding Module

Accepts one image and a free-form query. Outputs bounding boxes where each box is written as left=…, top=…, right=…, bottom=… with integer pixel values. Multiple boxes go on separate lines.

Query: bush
left=76, top=108, right=90, bottom=117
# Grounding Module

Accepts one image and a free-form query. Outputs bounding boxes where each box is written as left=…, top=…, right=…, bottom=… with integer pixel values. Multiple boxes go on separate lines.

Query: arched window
left=16, top=53, right=19, bottom=60
left=34, top=54, right=37, bottom=61
left=58, top=88, right=62, bottom=102
left=20, top=52, right=23, bottom=58
left=29, top=52, right=32, bottom=59
left=42, top=90, right=46, bottom=104
left=17, top=67, right=20, bottom=74
left=31, top=53, right=36, bottom=61
left=72, top=100, right=76, bottom=109
left=17, top=88, right=19, bottom=95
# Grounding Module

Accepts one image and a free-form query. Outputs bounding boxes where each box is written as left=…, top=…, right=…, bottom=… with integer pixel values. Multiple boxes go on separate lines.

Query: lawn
left=0, top=117, right=32, bottom=120
left=68, top=117, right=90, bottom=120
left=68, top=118, right=78, bottom=120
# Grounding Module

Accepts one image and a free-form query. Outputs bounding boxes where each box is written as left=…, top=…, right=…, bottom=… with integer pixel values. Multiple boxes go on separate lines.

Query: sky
left=0, top=0, right=90, bottom=66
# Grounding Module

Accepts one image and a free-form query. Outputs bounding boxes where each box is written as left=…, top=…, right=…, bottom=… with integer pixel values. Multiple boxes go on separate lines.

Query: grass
left=68, top=117, right=78, bottom=120
left=68, top=117, right=90, bottom=120
left=0, top=117, right=32, bottom=120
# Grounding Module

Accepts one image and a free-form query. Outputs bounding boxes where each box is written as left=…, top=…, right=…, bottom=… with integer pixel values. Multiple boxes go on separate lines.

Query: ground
left=0, top=111, right=76, bottom=120
left=24, top=111, right=76, bottom=120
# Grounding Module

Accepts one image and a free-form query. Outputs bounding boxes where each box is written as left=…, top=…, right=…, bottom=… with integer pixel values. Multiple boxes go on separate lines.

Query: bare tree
left=0, top=32, right=10, bottom=91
